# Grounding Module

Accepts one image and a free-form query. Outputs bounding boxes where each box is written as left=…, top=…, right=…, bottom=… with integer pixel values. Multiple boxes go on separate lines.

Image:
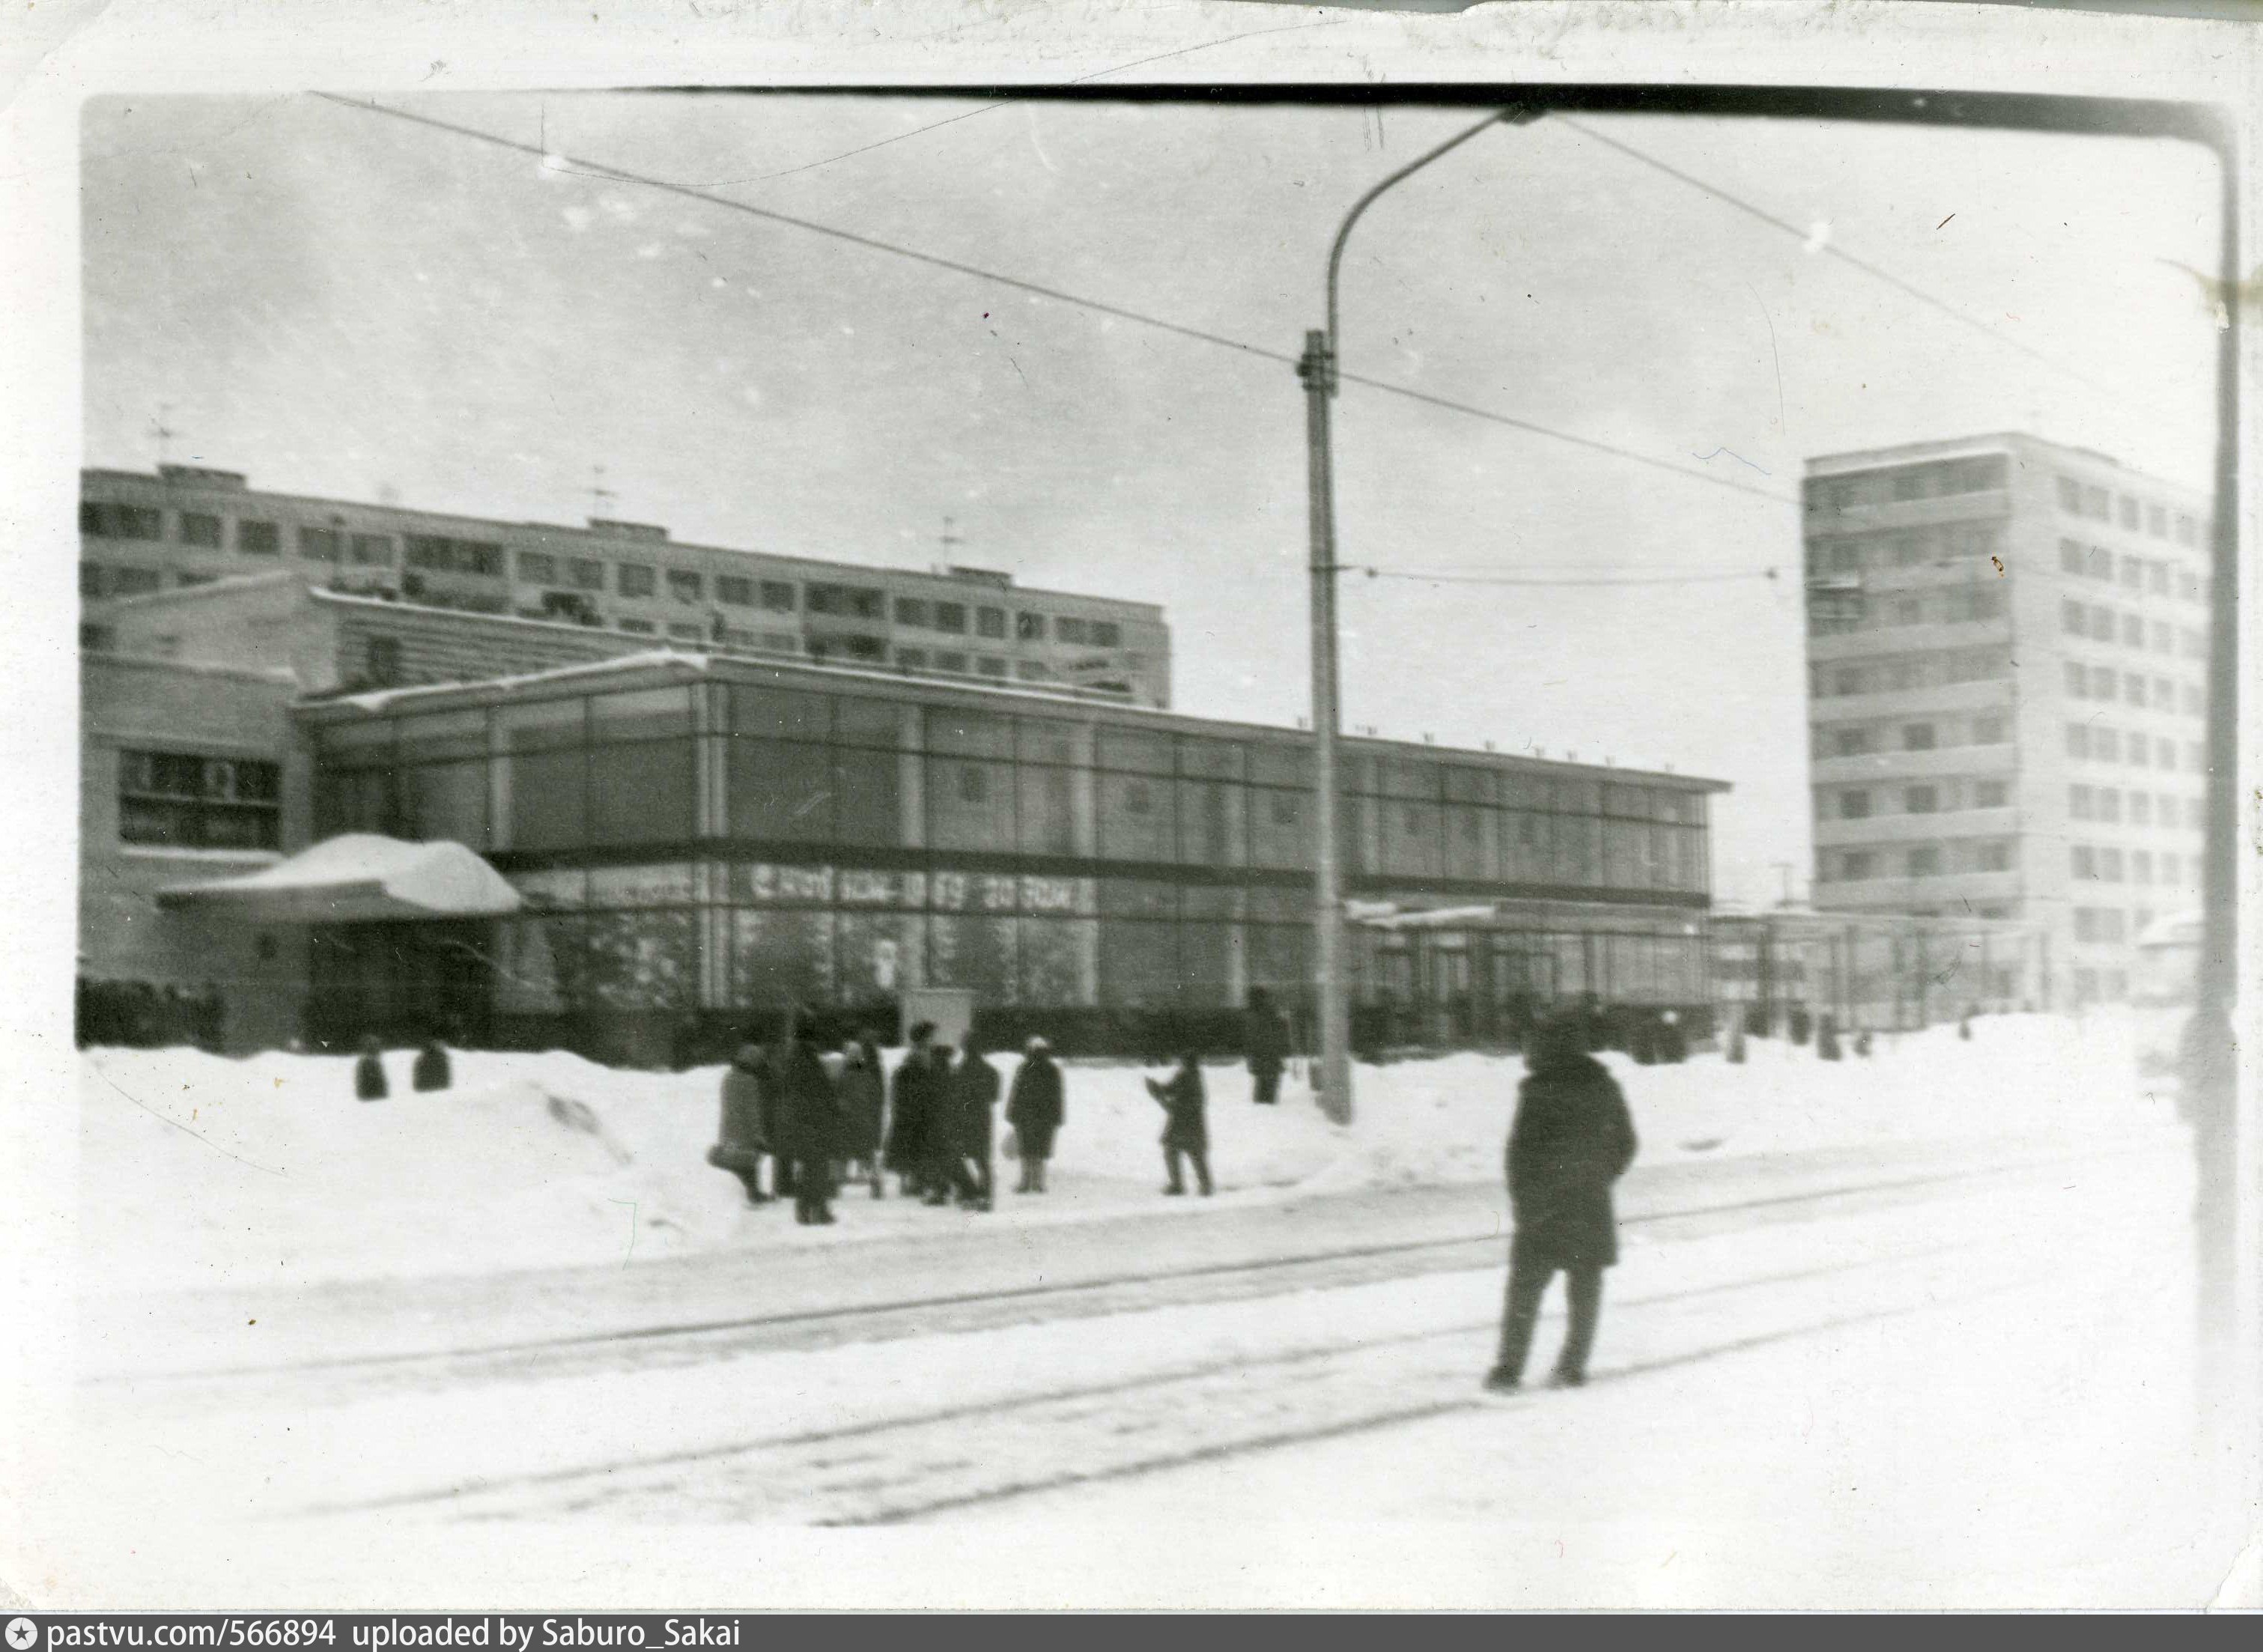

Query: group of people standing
left=709, top=1018, right=1068, bottom=1225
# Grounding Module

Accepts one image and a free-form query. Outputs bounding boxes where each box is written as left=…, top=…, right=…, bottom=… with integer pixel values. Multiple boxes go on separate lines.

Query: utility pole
left=1299, top=104, right=1538, bottom=1126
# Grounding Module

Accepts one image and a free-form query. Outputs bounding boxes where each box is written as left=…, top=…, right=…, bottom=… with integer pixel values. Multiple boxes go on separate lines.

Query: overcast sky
left=80, top=92, right=2222, bottom=904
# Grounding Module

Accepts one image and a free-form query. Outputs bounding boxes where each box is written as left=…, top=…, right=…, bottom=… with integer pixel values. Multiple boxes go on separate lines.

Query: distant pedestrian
left=412, top=1034, right=452, bottom=1093
left=353, top=1036, right=388, bottom=1102
left=1817, top=1014, right=1843, bottom=1061
left=1659, top=1010, right=1687, bottom=1065
left=1853, top=1029, right=1874, bottom=1058
left=1788, top=1005, right=1814, bottom=1046
left=953, top=1036, right=1003, bottom=1210
left=708, top=1039, right=771, bottom=1206
left=1006, top=1036, right=1065, bottom=1193
left=837, top=1029, right=887, bottom=1198
left=922, top=1042, right=982, bottom=1208
left=1146, top=1051, right=1212, bottom=1197
left=1485, top=1012, right=1638, bottom=1394
left=774, top=1016, right=843, bottom=1226
left=885, top=1021, right=938, bottom=1199
left=1245, top=988, right=1289, bottom=1105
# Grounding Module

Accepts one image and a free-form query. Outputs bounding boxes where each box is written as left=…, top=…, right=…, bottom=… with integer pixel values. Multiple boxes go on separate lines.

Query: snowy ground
left=78, top=1012, right=2172, bottom=1295
left=31, top=1009, right=2251, bottom=1607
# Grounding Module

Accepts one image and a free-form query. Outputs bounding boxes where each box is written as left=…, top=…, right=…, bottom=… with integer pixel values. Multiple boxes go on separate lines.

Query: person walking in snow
left=708, top=1036, right=771, bottom=1206
left=1245, top=987, right=1289, bottom=1105
left=353, top=1036, right=388, bottom=1102
left=1146, top=1051, right=1212, bottom=1197
left=836, top=1028, right=887, bottom=1198
left=885, top=1021, right=938, bottom=1199
left=921, top=1041, right=982, bottom=1208
left=1006, top=1036, right=1065, bottom=1193
left=411, top=1033, right=452, bottom=1093
left=951, top=1035, right=1003, bottom=1210
left=1486, top=1010, right=1638, bottom=1393
left=774, top=1015, right=843, bottom=1226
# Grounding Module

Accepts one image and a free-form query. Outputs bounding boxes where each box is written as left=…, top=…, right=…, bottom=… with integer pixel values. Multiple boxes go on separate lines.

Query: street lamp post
left=1300, top=106, right=1540, bottom=1125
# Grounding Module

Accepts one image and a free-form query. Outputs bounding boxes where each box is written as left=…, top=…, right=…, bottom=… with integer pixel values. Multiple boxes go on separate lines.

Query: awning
left=156, top=833, right=523, bottom=923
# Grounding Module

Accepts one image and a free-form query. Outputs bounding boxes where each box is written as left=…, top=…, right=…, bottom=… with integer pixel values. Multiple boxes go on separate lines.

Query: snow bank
left=77, top=1012, right=2173, bottom=1294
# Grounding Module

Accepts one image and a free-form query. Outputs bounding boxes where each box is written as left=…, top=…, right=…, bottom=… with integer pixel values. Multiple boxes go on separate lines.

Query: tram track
left=100, top=1139, right=2145, bottom=1407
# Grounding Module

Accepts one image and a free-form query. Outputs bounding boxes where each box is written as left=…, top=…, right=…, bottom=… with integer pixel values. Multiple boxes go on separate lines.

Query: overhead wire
left=309, top=93, right=1802, bottom=509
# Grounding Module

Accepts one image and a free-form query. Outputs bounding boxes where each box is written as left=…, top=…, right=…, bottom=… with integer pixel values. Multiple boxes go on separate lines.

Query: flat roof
left=81, top=467, right=1167, bottom=618
left=295, top=646, right=1731, bottom=793
left=1802, top=432, right=2209, bottom=499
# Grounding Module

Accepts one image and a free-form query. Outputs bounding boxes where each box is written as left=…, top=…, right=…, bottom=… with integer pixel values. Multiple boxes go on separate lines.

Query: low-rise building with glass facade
left=296, top=651, right=1727, bottom=1064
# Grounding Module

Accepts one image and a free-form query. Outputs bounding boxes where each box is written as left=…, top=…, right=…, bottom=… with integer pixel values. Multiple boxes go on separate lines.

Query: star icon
left=6, top=1618, right=37, bottom=1651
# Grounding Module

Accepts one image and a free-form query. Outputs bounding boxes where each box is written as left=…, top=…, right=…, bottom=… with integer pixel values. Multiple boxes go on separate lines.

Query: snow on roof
left=326, top=648, right=708, bottom=712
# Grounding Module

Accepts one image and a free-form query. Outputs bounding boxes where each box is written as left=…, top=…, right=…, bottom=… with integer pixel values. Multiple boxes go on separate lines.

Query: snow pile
left=77, top=1012, right=2172, bottom=1293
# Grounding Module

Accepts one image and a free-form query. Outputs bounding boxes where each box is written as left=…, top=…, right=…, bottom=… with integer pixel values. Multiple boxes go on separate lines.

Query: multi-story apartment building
left=79, top=466, right=1173, bottom=706
left=1802, top=433, right=2214, bottom=1007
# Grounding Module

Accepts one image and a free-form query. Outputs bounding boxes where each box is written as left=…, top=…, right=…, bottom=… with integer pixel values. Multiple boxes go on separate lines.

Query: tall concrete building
left=79, top=466, right=1173, bottom=706
left=1802, top=433, right=2213, bottom=1008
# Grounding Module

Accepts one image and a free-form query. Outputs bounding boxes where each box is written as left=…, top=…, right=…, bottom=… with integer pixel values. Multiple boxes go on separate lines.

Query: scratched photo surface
left=57, top=85, right=2244, bottom=1607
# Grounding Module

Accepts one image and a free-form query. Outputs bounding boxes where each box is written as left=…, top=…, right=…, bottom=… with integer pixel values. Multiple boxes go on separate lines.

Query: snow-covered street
left=35, top=1014, right=2254, bottom=1607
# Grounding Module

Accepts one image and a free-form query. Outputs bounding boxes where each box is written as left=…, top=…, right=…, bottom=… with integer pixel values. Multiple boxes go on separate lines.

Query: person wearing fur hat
left=1006, top=1036, right=1066, bottom=1193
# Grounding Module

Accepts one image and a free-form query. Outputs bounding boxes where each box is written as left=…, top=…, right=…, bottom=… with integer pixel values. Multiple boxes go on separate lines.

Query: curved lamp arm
left=1324, top=103, right=1545, bottom=381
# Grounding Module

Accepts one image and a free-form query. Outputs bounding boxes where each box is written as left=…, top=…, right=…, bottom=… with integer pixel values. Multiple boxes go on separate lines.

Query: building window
left=841, top=634, right=886, bottom=662
left=1977, top=841, right=2013, bottom=872
left=237, top=519, right=280, bottom=556
left=79, top=564, right=106, bottom=599
left=2066, top=724, right=2089, bottom=759
left=2178, top=569, right=2199, bottom=601
left=2074, top=910, right=2099, bottom=943
left=1841, top=851, right=1875, bottom=882
left=956, top=765, right=988, bottom=804
left=897, top=648, right=929, bottom=670
left=2087, top=605, right=2112, bottom=641
left=86, top=502, right=165, bottom=540
left=117, top=750, right=283, bottom=851
left=111, top=567, right=162, bottom=596
left=806, top=583, right=845, bottom=615
left=1838, top=789, right=1871, bottom=820
left=977, top=606, right=1006, bottom=639
left=2061, top=599, right=2086, bottom=635
left=2118, top=556, right=2142, bottom=590
left=666, top=568, right=703, bottom=604
left=2072, top=845, right=2098, bottom=880
left=2097, top=788, right=2122, bottom=823
left=894, top=597, right=929, bottom=628
left=2069, top=784, right=2094, bottom=820
left=2133, top=851, right=2153, bottom=886
left=2100, top=848, right=2124, bottom=882
left=2124, top=674, right=2146, bottom=707
left=517, top=551, right=559, bottom=583
left=351, top=533, right=396, bottom=566
left=932, top=602, right=967, bottom=634
left=178, top=511, right=223, bottom=548
left=666, top=622, right=702, bottom=641
left=2174, top=513, right=2197, bottom=545
left=1973, top=714, right=2006, bottom=744
left=935, top=651, right=968, bottom=673
left=2056, top=476, right=2083, bottom=512
left=2084, top=486, right=2109, bottom=520
left=2130, top=792, right=2151, bottom=825
left=1904, top=785, right=1939, bottom=815
left=617, top=617, right=655, bottom=635
left=1902, top=723, right=1936, bottom=752
left=2146, top=503, right=2168, bottom=538
left=1832, top=666, right=1866, bottom=697
left=1057, top=616, right=1092, bottom=646
left=1016, top=660, right=1051, bottom=681
left=759, top=580, right=796, bottom=612
left=568, top=558, right=605, bottom=591
left=978, top=657, right=1008, bottom=677
left=296, top=526, right=341, bottom=562
left=2118, top=496, right=2139, bottom=530
left=617, top=562, right=655, bottom=599
left=1907, top=846, right=1941, bottom=878
left=2064, top=662, right=2088, bottom=698
left=715, top=575, right=753, bottom=607
left=1975, top=780, right=2008, bottom=809
left=1831, top=726, right=1873, bottom=758
left=2148, top=562, right=2169, bottom=595
left=1015, top=612, right=1046, bottom=642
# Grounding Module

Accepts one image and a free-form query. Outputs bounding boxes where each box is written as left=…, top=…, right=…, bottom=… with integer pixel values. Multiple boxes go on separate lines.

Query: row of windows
left=1821, top=839, right=2016, bottom=882
left=115, top=749, right=283, bottom=851
left=2058, top=600, right=2205, bottom=658
left=1805, top=582, right=2005, bottom=637
left=2069, top=786, right=2207, bottom=831
left=2071, top=845, right=2194, bottom=887
left=1814, top=713, right=2007, bottom=759
left=2065, top=724, right=2207, bottom=774
left=1805, top=521, right=2005, bottom=578
left=1805, top=457, right=2009, bottom=510
left=2071, top=907, right=2178, bottom=947
left=1811, top=648, right=2012, bottom=698
left=2062, top=663, right=2205, bottom=716
left=2054, top=476, right=2204, bottom=545
left=1829, top=778, right=2010, bottom=820
left=2056, top=540, right=2207, bottom=602
left=79, top=505, right=1142, bottom=645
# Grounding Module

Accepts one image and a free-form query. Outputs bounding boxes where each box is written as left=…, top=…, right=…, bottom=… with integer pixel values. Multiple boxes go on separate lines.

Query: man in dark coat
left=708, top=1039, right=771, bottom=1206
left=772, top=1017, right=843, bottom=1225
left=1006, top=1036, right=1065, bottom=1193
left=952, top=1036, right=1003, bottom=1210
left=1245, top=989, right=1289, bottom=1105
left=836, top=1029, right=887, bottom=1198
left=1146, top=1051, right=1212, bottom=1196
left=921, top=1042, right=982, bottom=1207
left=884, top=1021, right=937, bottom=1199
left=1486, top=1011, right=1638, bottom=1392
